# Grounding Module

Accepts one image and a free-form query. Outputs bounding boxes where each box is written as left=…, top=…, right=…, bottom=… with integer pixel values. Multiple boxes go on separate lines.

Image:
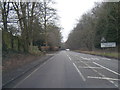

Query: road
left=4, top=51, right=120, bottom=88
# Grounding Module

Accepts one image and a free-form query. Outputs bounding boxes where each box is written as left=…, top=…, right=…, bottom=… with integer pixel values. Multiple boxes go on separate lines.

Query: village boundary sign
left=101, top=42, right=116, bottom=48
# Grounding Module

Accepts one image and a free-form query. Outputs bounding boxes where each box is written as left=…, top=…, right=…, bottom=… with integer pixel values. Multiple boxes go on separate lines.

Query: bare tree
left=0, top=1, right=10, bottom=31
left=40, top=0, right=57, bottom=46
left=0, top=1, right=10, bottom=51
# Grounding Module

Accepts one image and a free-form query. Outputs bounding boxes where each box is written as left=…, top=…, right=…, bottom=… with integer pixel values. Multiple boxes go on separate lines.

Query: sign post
left=101, top=37, right=106, bottom=56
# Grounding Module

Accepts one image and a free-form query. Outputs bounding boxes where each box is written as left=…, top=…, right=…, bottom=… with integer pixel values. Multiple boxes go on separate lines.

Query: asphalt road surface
left=4, top=51, right=120, bottom=88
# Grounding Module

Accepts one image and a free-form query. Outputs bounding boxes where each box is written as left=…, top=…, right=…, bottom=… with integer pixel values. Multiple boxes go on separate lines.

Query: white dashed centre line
left=73, top=63, right=86, bottom=81
left=66, top=53, right=86, bottom=81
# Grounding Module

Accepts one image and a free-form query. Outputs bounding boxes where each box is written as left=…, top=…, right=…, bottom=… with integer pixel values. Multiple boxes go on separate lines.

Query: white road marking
left=66, top=53, right=86, bottom=81
left=87, top=76, right=120, bottom=81
left=66, top=54, right=72, bottom=61
left=14, top=58, right=51, bottom=88
left=68, top=56, right=72, bottom=61
left=66, top=52, right=118, bottom=87
left=73, top=63, right=86, bottom=81
left=78, top=66, right=102, bottom=69
left=65, top=52, right=70, bottom=59
left=84, top=61, right=118, bottom=87
left=80, top=57, right=99, bottom=61
left=101, top=58, right=111, bottom=61
left=75, top=56, right=118, bottom=87
left=14, top=68, right=39, bottom=88
left=80, top=57, right=91, bottom=60
left=91, top=58, right=99, bottom=60
left=93, top=62, right=120, bottom=76
left=46, top=54, right=55, bottom=56
left=88, top=76, right=119, bottom=87
left=106, top=58, right=111, bottom=60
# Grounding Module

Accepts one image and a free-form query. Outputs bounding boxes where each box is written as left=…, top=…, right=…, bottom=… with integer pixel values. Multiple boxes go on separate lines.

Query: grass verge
left=75, top=50, right=119, bottom=59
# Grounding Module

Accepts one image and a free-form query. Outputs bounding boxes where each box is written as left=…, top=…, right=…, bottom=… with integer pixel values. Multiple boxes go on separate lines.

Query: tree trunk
left=10, top=32, right=14, bottom=49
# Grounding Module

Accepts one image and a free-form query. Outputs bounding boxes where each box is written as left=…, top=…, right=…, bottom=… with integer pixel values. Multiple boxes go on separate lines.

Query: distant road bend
left=4, top=51, right=120, bottom=88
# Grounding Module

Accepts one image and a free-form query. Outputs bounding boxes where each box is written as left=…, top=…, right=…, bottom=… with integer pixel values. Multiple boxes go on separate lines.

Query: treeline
left=66, top=2, right=120, bottom=51
left=0, top=0, right=62, bottom=54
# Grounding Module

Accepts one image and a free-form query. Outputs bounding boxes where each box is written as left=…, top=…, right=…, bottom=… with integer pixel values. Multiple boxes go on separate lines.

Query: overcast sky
left=54, top=0, right=103, bottom=42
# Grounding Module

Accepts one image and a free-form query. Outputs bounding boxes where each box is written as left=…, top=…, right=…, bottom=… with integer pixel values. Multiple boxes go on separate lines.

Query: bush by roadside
left=2, top=53, right=42, bottom=73
left=2, top=52, right=54, bottom=87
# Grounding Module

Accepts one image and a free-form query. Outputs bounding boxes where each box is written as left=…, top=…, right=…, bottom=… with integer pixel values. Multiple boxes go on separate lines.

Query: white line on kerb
left=93, top=62, right=120, bottom=76
left=73, top=63, right=86, bottom=81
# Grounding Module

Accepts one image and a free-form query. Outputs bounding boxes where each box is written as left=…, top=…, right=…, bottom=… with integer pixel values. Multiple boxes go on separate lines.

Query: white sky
left=54, top=0, right=103, bottom=42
